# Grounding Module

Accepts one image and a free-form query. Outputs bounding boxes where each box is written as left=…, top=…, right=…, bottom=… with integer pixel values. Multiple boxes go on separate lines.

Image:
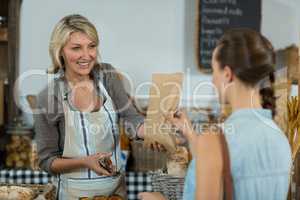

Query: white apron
left=55, top=80, right=126, bottom=200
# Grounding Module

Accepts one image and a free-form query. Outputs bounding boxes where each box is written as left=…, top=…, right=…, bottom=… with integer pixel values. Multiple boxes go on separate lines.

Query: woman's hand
left=137, top=123, right=166, bottom=152
left=167, top=110, right=194, bottom=139
left=137, top=123, right=145, bottom=139
left=83, top=152, right=114, bottom=176
left=167, top=110, right=197, bottom=155
left=138, top=192, right=166, bottom=200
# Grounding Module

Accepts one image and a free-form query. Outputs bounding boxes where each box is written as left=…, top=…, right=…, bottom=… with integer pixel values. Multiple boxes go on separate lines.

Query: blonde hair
left=48, top=14, right=100, bottom=73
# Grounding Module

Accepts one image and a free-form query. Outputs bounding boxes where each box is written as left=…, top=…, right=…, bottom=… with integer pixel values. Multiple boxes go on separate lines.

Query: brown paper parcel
left=144, top=73, right=183, bottom=153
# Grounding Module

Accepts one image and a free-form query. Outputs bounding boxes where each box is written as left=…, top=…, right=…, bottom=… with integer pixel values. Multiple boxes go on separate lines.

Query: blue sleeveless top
left=183, top=109, right=292, bottom=200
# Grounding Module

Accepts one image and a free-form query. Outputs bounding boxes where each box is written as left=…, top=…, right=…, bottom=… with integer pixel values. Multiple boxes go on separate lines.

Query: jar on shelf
left=5, top=118, right=34, bottom=169
left=30, top=140, right=40, bottom=170
left=0, top=16, right=8, bottom=41
left=0, top=16, right=8, bottom=28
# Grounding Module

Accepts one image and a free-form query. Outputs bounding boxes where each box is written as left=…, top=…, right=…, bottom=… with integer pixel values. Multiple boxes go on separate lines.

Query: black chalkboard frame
left=196, top=0, right=262, bottom=73
left=196, top=0, right=211, bottom=73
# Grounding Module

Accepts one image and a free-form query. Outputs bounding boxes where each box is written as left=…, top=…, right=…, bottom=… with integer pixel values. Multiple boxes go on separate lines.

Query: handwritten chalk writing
left=203, top=0, right=237, bottom=5
left=228, top=8, right=243, bottom=16
left=202, top=16, right=230, bottom=25
left=220, top=0, right=237, bottom=4
left=202, top=7, right=228, bottom=15
left=201, top=58, right=211, bottom=65
left=200, top=50, right=212, bottom=56
left=202, top=7, right=243, bottom=16
left=201, top=28, right=223, bottom=35
left=201, top=37, right=219, bottom=48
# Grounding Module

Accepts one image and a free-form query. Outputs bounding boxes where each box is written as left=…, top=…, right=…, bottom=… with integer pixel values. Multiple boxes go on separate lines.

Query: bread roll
left=108, top=195, right=123, bottom=200
left=0, top=186, right=34, bottom=200
left=93, top=196, right=108, bottom=200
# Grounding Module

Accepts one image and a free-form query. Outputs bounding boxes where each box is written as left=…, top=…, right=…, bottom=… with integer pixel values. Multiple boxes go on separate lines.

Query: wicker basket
left=0, top=183, right=56, bottom=200
left=127, top=140, right=167, bottom=172
left=152, top=173, right=185, bottom=200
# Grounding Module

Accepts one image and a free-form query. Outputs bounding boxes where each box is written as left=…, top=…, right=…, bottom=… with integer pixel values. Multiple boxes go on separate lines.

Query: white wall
left=261, top=0, right=300, bottom=49
left=19, top=0, right=300, bottom=108
left=19, top=0, right=185, bottom=95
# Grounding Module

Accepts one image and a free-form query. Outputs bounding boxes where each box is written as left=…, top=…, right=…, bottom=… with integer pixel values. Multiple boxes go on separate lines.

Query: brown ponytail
left=216, top=28, right=276, bottom=117
left=259, top=72, right=276, bottom=117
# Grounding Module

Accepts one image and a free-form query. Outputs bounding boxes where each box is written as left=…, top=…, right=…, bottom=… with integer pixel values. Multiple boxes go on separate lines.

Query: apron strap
left=103, top=102, right=119, bottom=173
left=97, top=77, right=121, bottom=173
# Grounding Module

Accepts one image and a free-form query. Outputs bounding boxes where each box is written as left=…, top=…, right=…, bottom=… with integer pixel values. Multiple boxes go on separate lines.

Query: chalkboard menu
left=197, top=0, right=262, bottom=72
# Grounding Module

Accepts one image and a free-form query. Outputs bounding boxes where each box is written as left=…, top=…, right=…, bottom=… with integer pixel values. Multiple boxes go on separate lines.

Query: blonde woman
left=34, top=14, right=146, bottom=199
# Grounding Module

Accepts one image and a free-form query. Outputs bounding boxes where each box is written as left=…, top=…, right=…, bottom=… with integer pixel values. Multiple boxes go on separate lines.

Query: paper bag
left=144, top=73, right=183, bottom=153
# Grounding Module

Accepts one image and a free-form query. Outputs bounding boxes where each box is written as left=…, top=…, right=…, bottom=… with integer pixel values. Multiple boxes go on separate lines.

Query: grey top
left=33, top=63, right=144, bottom=175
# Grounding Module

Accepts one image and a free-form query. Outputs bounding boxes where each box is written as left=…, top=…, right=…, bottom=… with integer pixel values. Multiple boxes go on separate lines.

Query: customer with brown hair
left=139, top=28, right=292, bottom=200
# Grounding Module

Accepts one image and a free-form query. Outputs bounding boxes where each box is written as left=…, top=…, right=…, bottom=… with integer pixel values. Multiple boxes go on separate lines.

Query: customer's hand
left=137, top=123, right=166, bottom=152
left=137, top=123, right=145, bottom=139
left=167, top=110, right=195, bottom=141
left=83, top=152, right=114, bottom=176
left=138, top=192, right=166, bottom=200
left=167, top=110, right=197, bottom=155
left=150, top=141, right=166, bottom=152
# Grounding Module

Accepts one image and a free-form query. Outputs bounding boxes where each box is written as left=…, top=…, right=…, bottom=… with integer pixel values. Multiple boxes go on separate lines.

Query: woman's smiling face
left=62, top=31, right=97, bottom=77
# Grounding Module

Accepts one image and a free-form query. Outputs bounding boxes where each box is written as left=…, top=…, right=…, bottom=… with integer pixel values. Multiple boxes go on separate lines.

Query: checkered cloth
left=0, top=169, right=153, bottom=200
left=126, top=171, right=153, bottom=200
left=0, top=169, right=53, bottom=184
